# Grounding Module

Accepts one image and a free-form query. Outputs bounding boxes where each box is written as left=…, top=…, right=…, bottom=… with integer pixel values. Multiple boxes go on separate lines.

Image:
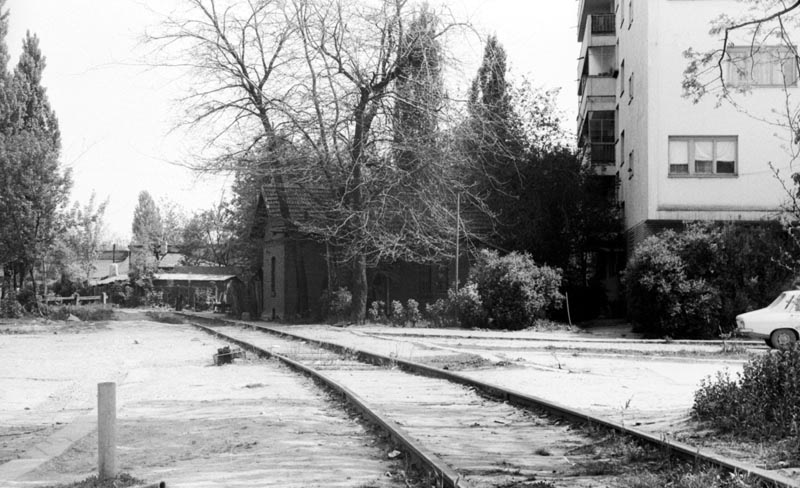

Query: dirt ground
left=264, top=323, right=750, bottom=433
left=0, top=313, right=408, bottom=488
left=0, top=311, right=774, bottom=486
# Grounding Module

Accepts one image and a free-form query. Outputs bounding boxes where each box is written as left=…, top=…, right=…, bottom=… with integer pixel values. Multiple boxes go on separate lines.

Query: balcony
left=581, top=143, right=616, bottom=175
left=578, top=75, right=615, bottom=98
left=590, top=14, right=615, bottom=35
left=578, top=0, right=614, bottom=41
left=590, top=143, right=615, bottom=165
left=578, top=15, right=617, bottom=81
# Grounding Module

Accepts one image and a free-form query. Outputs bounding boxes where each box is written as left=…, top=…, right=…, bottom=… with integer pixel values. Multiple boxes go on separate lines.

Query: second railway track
left=184, top=315, right=798, bottom=488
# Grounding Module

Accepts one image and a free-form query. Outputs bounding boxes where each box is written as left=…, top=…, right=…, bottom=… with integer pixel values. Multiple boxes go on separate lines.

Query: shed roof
left=258, top=183, right=335, bottom=234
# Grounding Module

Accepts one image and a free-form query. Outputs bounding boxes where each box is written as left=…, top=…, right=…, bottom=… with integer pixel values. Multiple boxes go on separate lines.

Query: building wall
left=263, top=235, right=329, bottom=321
left=617, top=0, right=651, bottom=230
left=613, top=0, right=792, bottom=237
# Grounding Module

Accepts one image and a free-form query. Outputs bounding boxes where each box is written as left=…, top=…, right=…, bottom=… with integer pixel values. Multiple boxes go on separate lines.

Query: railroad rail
left=183, top=314, right=798, bottom=488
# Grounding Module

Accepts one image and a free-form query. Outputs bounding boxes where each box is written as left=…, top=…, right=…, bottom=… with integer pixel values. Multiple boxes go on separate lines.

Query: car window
left=768, top=293, right=788, bottom=309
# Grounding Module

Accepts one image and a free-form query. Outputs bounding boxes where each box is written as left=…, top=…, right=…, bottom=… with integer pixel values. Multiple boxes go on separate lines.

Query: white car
left=736, top=290, right=800, bottom=349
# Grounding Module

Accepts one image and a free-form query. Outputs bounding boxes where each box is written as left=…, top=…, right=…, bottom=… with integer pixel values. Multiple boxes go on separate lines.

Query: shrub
left=15, top=288, right=37, bottom=311
left=405, top=299, right=421, bottom=327
left=694, top=346, right=800, bottom=442
left=367, top=300, right=386, bottom=323
left=624, top=222, right=795, bottom=339
left=423, top=283, right=486, bottom=328
left=389, top=300, right=405, bottom=326
left=448, top=282, right=486, bottom=328
left=320, top=287, right=352, bottom=322
left=470, top=250, right=564, bottom=330
left=624, top=233, right=724, bottom=338
left=424, top=299, right=450, bottom=327
left=0, top=290, right=23, bottom=318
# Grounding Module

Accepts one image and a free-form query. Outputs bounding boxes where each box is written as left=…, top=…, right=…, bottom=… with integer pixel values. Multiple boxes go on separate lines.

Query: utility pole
left=453, top=193, right=460, bottom=326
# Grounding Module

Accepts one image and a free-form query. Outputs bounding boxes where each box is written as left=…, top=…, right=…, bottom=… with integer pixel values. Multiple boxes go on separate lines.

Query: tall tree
left=158, top=197, right=187, bottom=247
left=64, top=192, right=109, bottom=282
left=0, top=25, right=71, bottom=292
left=151, top=0, right=483, bottom=321
left=394, top=5, right=443, bottom=174
left=131, top=190, right=163, bottom=259
left=464, top=35, right=526, bottom=197
left=181, top=201, right=237, bottom=266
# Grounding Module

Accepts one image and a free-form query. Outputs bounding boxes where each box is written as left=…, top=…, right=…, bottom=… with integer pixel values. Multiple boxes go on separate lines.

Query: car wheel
left=769, top=329, right=797, bottom=350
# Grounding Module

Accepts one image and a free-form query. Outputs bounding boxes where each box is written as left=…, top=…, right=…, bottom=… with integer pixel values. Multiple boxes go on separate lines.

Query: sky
left=4, top=0, right=579, bottom=241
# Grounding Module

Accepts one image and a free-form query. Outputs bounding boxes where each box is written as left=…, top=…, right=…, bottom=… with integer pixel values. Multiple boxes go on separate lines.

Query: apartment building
left=577, top=0, right=793, bottom=251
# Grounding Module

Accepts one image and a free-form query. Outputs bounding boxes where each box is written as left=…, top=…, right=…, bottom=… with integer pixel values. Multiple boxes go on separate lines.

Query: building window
left=588, top=111, right=615, bottom=165
left=628, top=150, right=634, bottom=179
left=619, top=130, right=625, bottom=168
left=727, top=46, right=798, bottom=87
left=620, top=0, right=625, bottom=27
left=668, top=136, right=737, bottom=176
left=619, top=60, right=625, bottom=96
left=270, top=256, right=276, bottom=296
left=628, top=72, right=634, bottom=101
left=628, top=0, right=633, bottom=27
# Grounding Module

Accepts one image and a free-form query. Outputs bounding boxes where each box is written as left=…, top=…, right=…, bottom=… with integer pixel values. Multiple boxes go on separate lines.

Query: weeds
left=50, top=305, right=114, bottom=322
left=694, top=345, right=800, bottom=455
left=40, top=473, right=146, bottom=488
left=620, top=463, right=758, bottom=488
left=146, top=311, right=184, bottom=324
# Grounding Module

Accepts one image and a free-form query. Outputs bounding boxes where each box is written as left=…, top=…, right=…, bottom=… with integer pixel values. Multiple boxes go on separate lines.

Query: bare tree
left=149, top=0, right=487, bottom=321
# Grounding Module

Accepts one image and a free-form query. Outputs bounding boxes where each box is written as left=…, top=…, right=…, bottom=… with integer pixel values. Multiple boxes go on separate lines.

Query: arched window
left=270, top=256, right=276, bottom=296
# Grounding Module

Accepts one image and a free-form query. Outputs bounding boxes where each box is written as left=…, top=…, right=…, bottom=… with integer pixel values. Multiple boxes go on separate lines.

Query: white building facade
left=578, top=0, right=795, bottom=250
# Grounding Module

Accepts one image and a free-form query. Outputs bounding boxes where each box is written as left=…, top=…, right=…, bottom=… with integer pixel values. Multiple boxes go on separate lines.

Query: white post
left=97, top=382, right=116, bottom=480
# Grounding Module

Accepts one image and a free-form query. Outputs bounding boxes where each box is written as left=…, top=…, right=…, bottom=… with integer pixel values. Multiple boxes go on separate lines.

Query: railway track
left=184, top=315, right=798, bottom=488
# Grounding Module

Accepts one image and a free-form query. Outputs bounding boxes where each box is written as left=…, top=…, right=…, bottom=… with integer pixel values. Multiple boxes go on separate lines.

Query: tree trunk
left=350, top=253, right=368, bottom=323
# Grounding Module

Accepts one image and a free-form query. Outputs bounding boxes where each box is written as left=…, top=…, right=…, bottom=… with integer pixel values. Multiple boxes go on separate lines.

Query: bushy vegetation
left=420, top=251, right=563, bottom=330
left=0, top=290, right=23, bottom=318
left=694, top=346, right=800, bottom=448
left=471, top=250, right=564, bottom=330
left=368, top=298, right=424, bottom=327
left=624, top=222, right=795, bottom=338
left=424, top=283, right=487, bottom=328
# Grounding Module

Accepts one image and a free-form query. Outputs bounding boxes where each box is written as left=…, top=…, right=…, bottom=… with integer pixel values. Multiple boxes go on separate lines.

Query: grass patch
left=620, top=463, right=760, bottom=488
left=541, top=344, right=753, bottom=360
left=574, top=432, right=762, bottom=487
left=50, top=304, right=114, bottom=322
left=41, top=473, right=146, bottom=488
left=524, top=319, right=578, bottom=333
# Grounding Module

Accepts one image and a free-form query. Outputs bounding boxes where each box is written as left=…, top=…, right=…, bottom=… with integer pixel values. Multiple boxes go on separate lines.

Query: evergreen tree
left=464, top=35, right=526, bottom=196
left=131, top=190, right=164, bottom=259
left=394, top=6, right=443, bottom=175
left=0, top=24, right=71, bottom=292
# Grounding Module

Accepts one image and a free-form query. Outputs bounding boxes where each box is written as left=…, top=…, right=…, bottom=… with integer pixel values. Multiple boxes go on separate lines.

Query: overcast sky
left=5, top=1, right=578, bottom=241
